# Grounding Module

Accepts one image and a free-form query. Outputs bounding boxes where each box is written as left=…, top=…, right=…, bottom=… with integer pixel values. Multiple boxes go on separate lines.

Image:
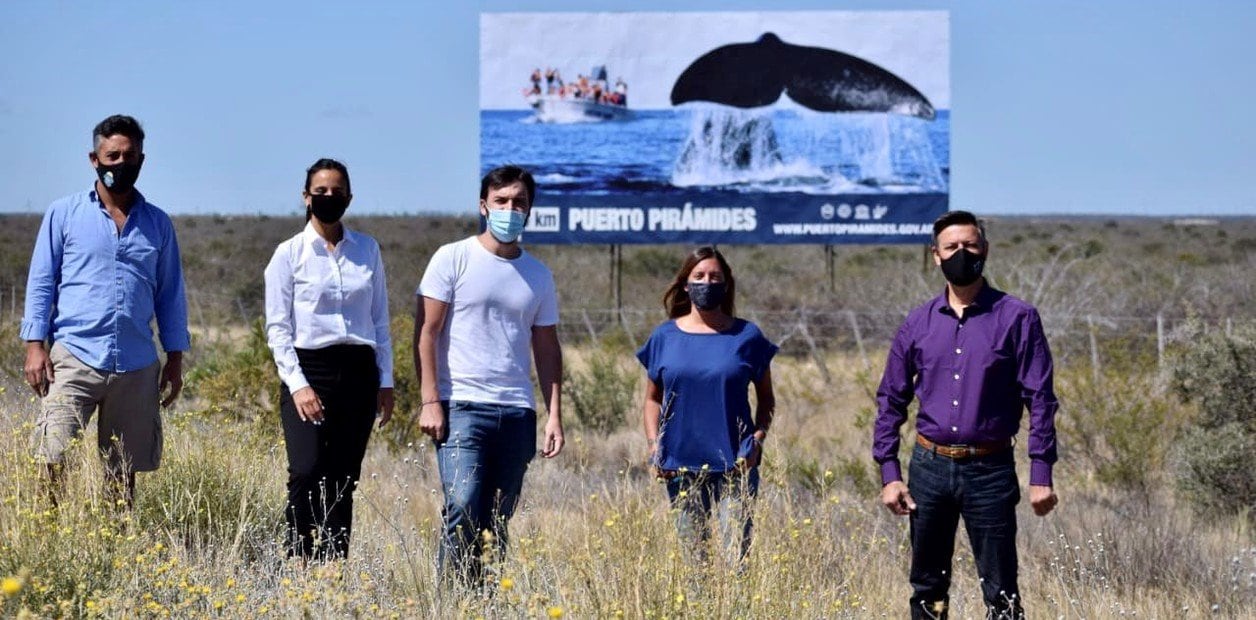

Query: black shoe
left=911, top=599, right=949, bottom=620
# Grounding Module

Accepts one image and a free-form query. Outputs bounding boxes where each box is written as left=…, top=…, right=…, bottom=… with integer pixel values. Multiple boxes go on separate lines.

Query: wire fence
left=3, top=285, right=1251, bottom=378
left=547, top=307, right=1254, bottom=377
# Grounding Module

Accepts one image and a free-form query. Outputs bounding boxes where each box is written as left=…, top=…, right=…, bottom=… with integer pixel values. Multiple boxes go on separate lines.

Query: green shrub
left=1057, top=367, right=1179, bottom=496
left=564, top=340, right=637, bottom=434
left=182, top=318, right=280, bottom=439
left=379, top=313, right=424, bottom=450
left=1169, top=324, right=1256, bottom=522
left=1172, top=423, right=1254, bottom=521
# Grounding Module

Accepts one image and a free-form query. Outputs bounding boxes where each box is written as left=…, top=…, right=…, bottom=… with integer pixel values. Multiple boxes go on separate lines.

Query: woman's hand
left=739, top=437, right=763, bottom=470
left=376, top=388, right=395, bottom=427
left=648, top=442, right=676, bottom=479
left=292, top=387, right=324, bottom=424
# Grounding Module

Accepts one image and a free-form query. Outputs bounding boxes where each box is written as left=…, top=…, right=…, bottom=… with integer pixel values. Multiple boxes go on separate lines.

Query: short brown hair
left=932, top=210, right=987, bottom=245
left=480, top=165, right=536, bottom=206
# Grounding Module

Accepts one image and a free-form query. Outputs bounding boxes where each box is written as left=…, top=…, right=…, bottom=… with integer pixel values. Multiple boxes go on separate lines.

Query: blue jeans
left=907, top=443, right=1023, bottom=619
left=665, top=468, right=759, bottom=568
left=435, top=401, right=536, bottom=586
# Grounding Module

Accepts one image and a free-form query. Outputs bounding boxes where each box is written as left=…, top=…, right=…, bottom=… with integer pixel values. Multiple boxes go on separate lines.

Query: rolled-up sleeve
left=20, top=205, right=65, bottom=342
left=264, top=245, right=309, bottom=392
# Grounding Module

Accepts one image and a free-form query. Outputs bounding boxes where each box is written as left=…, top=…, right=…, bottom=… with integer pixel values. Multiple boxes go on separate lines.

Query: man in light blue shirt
left=21, top=114, right=189, bottom=506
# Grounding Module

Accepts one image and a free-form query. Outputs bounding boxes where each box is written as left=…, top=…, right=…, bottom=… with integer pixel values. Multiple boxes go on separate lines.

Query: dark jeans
left=665, top=468, right=759, bottom=568
left=435, top=400, right=536, bottom=587
left=908, top=443, right=1024, bottom=619
left=280, top=345, right=379, bottom=560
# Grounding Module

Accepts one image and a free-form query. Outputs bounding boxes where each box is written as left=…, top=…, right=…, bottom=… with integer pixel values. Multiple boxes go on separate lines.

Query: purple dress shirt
left=873, top=284, right=1059, bottom=486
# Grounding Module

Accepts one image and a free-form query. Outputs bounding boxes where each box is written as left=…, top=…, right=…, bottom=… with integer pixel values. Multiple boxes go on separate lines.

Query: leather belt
left=917, top=434, right=1012, bottom=459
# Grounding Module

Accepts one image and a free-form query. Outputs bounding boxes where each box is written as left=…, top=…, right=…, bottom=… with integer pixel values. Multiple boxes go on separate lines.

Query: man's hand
left=881, top=480, right=916, bottom=516
left=376, top=388, right=395, bottom=427
left=159, top=352, right=184, bottom=408
left=1029, top=484, right=1058, bottom=516
left=292, top=387, right=324, bottom=424
left=540, top=416, right=564, bottom=458
left=24, top=341, right=54, bottom=397
left=418, top=401, right=445, bottom=441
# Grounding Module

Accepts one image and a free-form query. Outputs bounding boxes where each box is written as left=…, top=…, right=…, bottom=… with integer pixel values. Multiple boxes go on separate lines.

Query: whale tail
left=670, top=33, right=936, bottom=120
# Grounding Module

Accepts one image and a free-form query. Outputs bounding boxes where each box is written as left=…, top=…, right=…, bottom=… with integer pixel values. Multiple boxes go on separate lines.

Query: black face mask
left=940, top=248, right=986, bottom=287
left=687, top=281, right=727, bottom=310
left=95, top=160, right=143, bottom=194
left=309, top=193, right=349, bottom=224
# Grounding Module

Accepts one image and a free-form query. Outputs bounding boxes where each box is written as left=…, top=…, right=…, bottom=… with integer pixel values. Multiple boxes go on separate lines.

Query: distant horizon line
left=1, top=209, right=1251, bottom=220
left=479, top=106, right=955, bottom=113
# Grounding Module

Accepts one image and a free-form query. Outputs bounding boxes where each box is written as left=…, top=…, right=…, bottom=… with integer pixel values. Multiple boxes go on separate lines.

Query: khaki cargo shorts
left=32, top=342, right=163, bottom=473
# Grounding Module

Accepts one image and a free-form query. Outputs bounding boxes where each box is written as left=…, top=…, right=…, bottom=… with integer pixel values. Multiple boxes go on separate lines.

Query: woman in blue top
left=636, top=246, right=777, bottom=567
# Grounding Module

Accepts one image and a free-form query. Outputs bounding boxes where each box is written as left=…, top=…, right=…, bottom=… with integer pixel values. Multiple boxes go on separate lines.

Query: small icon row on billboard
left=820, top=203, right=889, bottom=221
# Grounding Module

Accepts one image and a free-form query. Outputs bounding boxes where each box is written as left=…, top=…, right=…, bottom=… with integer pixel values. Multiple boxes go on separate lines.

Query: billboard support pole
left=825, top=245, right=836, bottom=292
left=611, top=244, right=624, bottom=326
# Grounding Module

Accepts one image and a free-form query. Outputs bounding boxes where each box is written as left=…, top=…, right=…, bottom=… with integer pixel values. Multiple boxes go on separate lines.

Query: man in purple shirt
left=873, top=211, right=1059, bottom=620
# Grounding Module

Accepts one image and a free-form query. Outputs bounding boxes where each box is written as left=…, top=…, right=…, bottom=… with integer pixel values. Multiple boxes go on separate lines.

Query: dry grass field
left=0, top=214, right=1253, bottom=618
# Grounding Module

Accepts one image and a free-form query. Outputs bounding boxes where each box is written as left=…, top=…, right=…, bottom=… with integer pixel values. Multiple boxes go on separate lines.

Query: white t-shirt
left=418, top=236, right=559, bottom=409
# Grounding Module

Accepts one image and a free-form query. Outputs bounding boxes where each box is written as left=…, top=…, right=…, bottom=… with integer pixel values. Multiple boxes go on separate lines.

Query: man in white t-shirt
left=416, top=165, right=564, bottom=587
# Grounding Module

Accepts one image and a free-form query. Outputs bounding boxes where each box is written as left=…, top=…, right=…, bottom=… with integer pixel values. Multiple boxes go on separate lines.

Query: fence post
left=1087, top=314, right=1100, bottom=382
left=1156, top=313, right=1165, bottom=372
left=846, top=310, right=868, bottom=369
left=236, top=297, right=250, bottom=326
left=580, top=309, right=598, bottom=342
left=796, top=311, right=831, bottom=383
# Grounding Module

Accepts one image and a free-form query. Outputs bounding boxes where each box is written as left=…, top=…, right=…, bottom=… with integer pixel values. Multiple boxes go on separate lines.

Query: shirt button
left=955, top=348, right=962, bottom=354
left=951, top=400, right=959, bottom=407
left=953, top=374, right=960, bottom=380
left=951, top=426, right=958, bottom=432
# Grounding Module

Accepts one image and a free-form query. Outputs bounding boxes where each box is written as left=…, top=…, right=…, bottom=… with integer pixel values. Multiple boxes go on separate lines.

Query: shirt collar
left=302, top=220, right=356, bottom=249
left=932, top=282, right=1000, bottom=316
left=89, top=186, right=148, bottom=213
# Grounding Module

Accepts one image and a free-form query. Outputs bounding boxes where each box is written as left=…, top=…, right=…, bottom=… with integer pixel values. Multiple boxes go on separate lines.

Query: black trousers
left=280, top=344, right=379, bottom=560
left=908, top=444, right=1024, bottom=620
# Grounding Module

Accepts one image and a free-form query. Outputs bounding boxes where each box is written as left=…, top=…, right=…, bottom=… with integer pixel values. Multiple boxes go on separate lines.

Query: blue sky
left=1, top=0, right=1253, bottom=216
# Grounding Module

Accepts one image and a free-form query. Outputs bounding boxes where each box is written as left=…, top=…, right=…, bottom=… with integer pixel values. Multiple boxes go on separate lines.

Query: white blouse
left=264, top=222, right=393, bottom=392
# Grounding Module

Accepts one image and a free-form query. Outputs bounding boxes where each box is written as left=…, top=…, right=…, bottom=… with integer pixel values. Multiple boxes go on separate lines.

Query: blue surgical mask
left=486, top=209, right=527, bottom=243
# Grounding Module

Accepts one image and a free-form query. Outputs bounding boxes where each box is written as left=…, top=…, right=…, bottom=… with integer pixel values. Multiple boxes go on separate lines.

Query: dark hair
left=663, top=246, right=736, bottom=318
left=304, top=158, right=351, bottom=221
left=480, top=165, right=536, bottom=206
left=932, top=210, right=987, bottom=245
left=92, top=115, right=145, bottom=150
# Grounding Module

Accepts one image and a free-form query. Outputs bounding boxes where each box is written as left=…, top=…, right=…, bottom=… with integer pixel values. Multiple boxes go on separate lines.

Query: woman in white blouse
left=264, top=158, right=394, bottom=560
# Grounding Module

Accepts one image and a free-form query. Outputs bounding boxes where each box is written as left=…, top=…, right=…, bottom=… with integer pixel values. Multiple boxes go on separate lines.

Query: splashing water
left=671, top=104, right=945, bottom=194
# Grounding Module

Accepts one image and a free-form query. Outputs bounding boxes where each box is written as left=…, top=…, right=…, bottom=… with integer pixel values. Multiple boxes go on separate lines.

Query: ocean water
left=481, top=106, right=949, bottom=197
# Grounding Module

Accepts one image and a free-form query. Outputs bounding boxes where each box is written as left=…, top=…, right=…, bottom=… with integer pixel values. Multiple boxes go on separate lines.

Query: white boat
left=527, top=95, right=632, bottom=123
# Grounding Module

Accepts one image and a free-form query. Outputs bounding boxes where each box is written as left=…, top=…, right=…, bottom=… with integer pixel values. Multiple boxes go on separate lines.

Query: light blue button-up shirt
left=20, top=187, right=190, bottom=372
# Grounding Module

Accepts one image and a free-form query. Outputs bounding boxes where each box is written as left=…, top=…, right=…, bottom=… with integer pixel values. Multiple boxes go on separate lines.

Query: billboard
left=481, top=11, right=950, bottom=244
